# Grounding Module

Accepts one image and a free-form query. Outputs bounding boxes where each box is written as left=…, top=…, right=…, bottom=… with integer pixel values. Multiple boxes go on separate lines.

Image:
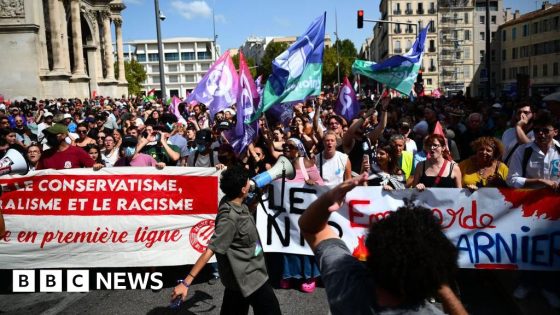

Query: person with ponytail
left=412, top=134, right=462, bottom=190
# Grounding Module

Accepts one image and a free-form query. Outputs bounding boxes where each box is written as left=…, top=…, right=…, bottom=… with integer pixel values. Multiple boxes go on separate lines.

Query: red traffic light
left=357, top=10, right=364, bottom=29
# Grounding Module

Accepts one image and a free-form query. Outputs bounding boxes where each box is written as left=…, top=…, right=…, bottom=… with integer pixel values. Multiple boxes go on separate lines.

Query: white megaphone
left=249, top=155, right=295, bottom=191
left=0, top=149, right=29, bottom=176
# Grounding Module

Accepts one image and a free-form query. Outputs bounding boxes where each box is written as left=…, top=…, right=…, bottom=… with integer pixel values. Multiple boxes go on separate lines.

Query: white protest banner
left=256, top=181, right=560, bottom=271
left=0, top=167, right=221, bottom=269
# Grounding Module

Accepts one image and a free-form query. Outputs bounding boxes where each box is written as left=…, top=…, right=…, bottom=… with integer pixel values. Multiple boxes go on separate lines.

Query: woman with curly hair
left=459, top=137, right=509, bottom=190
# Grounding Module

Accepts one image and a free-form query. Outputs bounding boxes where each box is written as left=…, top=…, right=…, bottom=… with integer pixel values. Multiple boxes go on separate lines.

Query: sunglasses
left=97, top=136, right=106, bottom=140
left=77, top=129, right=88, bottom=134
left=282, top=144, right=297, bottom=150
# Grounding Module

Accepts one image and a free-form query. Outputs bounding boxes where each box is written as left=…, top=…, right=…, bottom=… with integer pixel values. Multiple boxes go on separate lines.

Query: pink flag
left=187, top=51, right=239, bottom=120
left=334, top=77, right=360, bottom=122
left=170, top=95, right=187, bottom=125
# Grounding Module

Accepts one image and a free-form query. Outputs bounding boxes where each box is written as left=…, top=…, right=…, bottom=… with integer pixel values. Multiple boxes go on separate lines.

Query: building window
left=464, top=13, right=469, bottom=24
left=417, top=2, right=424, bottom=14
left=165, top=53, right=179, bottom=61
left=136, top=54, right=146, bottom=62
left=185, top=75, right=196, bottom=82
left=464, top=30, right=470, bottom=41
left=512, top=27, right=517, bottom=40
left=479, top=16, right=485, bottom=24
left=491, top=32, right=496, bottom=40
left=532, top=22, right=538, bottom=34
left=406, top=3, right=412, bottom=14
left=523, top=24, right=529, bottom=36
left=183, top=64, right=194, bottom=71
left=543, top=64, right=548, bottom=76
left=148, top=53, right=159, bottom=62
left=167, top=64, right=178, bottom=72
left=464, top=66, right=471, bottom=78
left=502, top=68, right=506, bottom=80
left=427, top=78, right=433, bottom=85
left=554, top=62, right=559, bottom=76
left=512, top=48, right=517, bottom=59
left=479, top=32, right=485, bottom=40
left=181, top=52, right=195, bottom=60
left=491, top=16, right=496, bottom=24
left=429, top=40, right=435, bottom=52
left=464, top=47, right=470, bottom=59
left=502, top=49, right=506, bottom=61
left=168, top=75, right=179, bottom=83
left=152, top=76, right=160, bottom=84
left=200, top=63, right=210, bottom=71
left=502, top=30, right=506, bottom=41
left=533, top=65, right=538, bottom=77
left=429, top=2, right=436, bottom=14
left=197, top=51, right=211, bottom=60
left=393, top=3, right=401, bottom=14
left=430, top=20, right=436, bottom=32
left=151, top=65, right=159, bottom=73
left=491, top=49, right=495, bottom=61
left=394, top=40, right=402, bottom=53
left=406, top=39, right=413, bottom=51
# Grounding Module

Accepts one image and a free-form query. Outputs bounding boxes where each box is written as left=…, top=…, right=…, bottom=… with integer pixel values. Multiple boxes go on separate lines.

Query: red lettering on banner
left=39, top=228, right=129, bottom=248
left=438, top=200, right=495, bottom=230
left=134, top=227, right=182, bottom=248
left=348, top=200, right=370, bottom=228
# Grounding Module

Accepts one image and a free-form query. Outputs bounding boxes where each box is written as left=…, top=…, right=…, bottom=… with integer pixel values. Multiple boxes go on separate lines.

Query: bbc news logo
left=13, top=270, right=163, bottom=292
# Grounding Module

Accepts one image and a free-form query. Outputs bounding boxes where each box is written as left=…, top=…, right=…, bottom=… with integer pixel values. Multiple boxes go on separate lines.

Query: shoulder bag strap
left=433, top=159, right=449, bottom=186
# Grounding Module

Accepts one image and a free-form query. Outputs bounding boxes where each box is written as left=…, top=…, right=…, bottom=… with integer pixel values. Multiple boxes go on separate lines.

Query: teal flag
left=248, top=13, right=326, bottom=123
left=352, top=22, right=430, bottom=95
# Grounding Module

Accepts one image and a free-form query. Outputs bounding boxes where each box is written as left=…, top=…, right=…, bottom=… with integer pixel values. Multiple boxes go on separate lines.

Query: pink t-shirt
left=115, top=153, right=157, bottom=167
left=292, top=164, right=324, bottom=185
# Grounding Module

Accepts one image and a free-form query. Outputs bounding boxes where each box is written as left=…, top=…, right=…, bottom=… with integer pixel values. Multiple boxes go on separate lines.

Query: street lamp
left=154, top=0, right=166, bottom=100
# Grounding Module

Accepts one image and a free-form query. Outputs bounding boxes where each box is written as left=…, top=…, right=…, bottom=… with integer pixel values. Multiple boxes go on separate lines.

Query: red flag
left=147, top=88, right=156, bottom=96
left=92, top=90, right=97, bottom=99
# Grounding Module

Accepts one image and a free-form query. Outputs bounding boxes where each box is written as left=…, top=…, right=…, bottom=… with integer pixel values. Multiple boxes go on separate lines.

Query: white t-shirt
left=316, top=151, right=348, bottom=189
left=502, top=127, right=534, bottom=161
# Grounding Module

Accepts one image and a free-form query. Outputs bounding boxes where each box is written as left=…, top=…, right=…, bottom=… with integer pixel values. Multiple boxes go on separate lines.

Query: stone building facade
left=0, top=0, right=127, bottom=100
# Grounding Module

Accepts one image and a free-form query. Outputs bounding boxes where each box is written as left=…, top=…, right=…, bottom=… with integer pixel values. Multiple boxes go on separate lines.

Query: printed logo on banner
left=189, top=219, right=215, bottom=253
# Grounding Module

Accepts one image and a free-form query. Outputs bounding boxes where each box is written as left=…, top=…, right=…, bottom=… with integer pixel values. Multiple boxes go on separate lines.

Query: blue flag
left=248, top=13, right=326, bottom=123
left=352, top=22, right=430, bottom=95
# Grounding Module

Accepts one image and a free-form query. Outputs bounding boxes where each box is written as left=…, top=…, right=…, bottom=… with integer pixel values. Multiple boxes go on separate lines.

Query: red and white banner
left=256, top=182, right=560, bottom=271
left=0, top=167, right=221, bottom=269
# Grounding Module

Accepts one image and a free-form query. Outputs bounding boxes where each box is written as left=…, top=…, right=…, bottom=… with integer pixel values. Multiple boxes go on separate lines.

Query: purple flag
left=187, top=51, right=239, bottom=120
left=268, top=101, right=295, bottom=128
left=335, top=77, right=360, bottom=121
left=225, top=52, right=259, bottom=154
left=169, top=96, right=187, bottom=124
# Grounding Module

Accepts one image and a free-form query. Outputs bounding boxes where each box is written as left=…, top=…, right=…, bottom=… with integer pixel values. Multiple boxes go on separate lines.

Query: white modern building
left=126, top=37, right=219, bottom=98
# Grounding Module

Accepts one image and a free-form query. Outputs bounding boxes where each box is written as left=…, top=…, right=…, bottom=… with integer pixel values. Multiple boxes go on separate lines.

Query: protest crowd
left=0, top=86, right=559, bottom=312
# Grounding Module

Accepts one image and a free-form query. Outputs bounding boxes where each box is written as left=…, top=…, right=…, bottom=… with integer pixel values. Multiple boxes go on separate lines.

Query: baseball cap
left=44, top=112, right=54, bottom=118
left=63, top=113, right=72, bottom=119
left=44, top=123, right=68, bottom=135
left=195, top=129, right=213, bottom=144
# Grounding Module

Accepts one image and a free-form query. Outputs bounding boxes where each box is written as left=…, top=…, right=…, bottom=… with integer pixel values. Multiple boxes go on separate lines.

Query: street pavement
left=0, top=266, right=557, bottom=314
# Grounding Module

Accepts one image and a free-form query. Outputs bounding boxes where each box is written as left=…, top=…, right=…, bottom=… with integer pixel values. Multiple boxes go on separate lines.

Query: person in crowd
left=0, top=128, right=26, bottom=154
left=113, top=129, right=123, bottom=148
left=459, top=137, right=509, bottom=190
left=315, top=130, right=351, bottom=189
left=168, top=123, right=190, bottom=165
left=102, top=105, right=119, bottom=132
left=85, top=144, right=104, bottom=165
left=187, top=129, right=220, bottom=168
left=144, top=109, right=162, bottom=126
left=114, top=136, right=165, bottom=168
left=0, top=116, right=10, bottom=129
left=298, top=174, right=467, bottom=315
left=412, top=134, right=462, bottom=190
left=502, top=103, right=534, bottom=164
left=13, top=115, right=34, bottom=146
left=280, top=137, right=322, bottom=292
left=8, top=107, right=25, bottom=129
left=343, top=96, right=390, bottom=175
left=507, top=111, right=559, bottom=189
left=74, top=122, right=96, bottom=148
left=100, top=134, right=119, bottom=167
left=363, top=141, right=406, bottom=190
left=457, top=113, right=490, bottom=159
left=26, top=144, right=42, bottom=171
left=398, top=121, right=417, bottom=153
left=390, top=134, right=415, bottom=185
left=138, top=126, right=180, bottom=166
left=264, top=126, right=285, bottom=160
left=171, top=166, right=282, bottom=315
left=37, top=111, right=54, bottom=146
left=246, top=145, right=272, bottom=178
left=36, top=123, right=101, bottom=170
left=95, top=131, right=107, bottom=147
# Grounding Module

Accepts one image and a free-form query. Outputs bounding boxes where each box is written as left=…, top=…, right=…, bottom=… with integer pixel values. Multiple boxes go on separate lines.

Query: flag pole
left=372, top=88, right=387, bottom=110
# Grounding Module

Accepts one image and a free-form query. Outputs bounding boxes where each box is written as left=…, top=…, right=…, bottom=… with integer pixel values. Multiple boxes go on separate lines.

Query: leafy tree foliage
left=115, top=60, right=147, bottom=97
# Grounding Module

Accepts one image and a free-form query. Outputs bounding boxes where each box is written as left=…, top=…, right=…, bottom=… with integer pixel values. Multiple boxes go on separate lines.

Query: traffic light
left=357, top=10, right=364, bottom=29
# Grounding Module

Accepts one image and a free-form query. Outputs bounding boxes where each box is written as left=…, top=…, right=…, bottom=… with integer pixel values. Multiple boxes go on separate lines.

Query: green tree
left=259, top=42, right=289, bottom=80
left=115, top=60, right=147, bottom=97
left=231, top=53, right=257, bottom=78
left=322, top=39, right=358, bottom=88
